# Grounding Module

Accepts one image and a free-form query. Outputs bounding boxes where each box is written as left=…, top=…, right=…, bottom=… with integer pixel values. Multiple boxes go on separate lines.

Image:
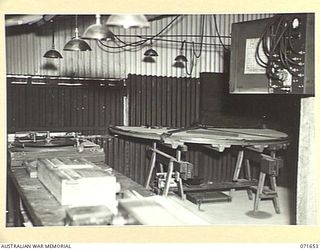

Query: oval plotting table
left=109, top=125, right=290, bottom=214
left=109, top=126, right=289, bottom=151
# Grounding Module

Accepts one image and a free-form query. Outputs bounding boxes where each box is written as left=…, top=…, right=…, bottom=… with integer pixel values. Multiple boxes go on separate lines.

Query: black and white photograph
left=2, top=3, right=318, bottom=244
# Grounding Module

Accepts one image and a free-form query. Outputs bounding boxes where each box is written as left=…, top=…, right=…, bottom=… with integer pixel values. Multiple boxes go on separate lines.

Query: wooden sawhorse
left=145, top=142, right=283, bottom=214
left=235, top=148, right=284, bottom=214
left=145, top=142, right=193, bottom=199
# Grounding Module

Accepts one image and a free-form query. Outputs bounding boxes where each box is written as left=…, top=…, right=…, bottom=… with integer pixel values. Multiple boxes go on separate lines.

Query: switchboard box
left=229, top=13, right=314, bottom=95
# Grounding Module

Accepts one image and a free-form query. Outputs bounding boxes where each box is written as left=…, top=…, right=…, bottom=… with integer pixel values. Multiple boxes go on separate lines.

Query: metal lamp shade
left=173, top=61, right=185, bottom=68
left=64, top=37, right=92, bottom=51
left=144, top=48, right=158, bottom=57
left=5, top=15, right=43, bottom=27
left=106, top=14, right=150, bottom=29
left=43, top=20, right=62, bottom=59
left=174, top=54, right=188, bottom=62
left=43, top=48, right=63, bottom=58
left=82, top=24, right=114, bottom=40
left=82, top=15, right=114, bottom=41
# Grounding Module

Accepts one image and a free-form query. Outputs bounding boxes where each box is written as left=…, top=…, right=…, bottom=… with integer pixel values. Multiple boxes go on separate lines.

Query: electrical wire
left=212, top=14, right=229, bottom=51
left=91, top=14, right=232, bottom=77
left=255, top=15, right=286, bottom=69
left=185, top=42, right=195, bottom=76
left=255, top=28, right=270, bottom=67
left=192, top=15, right=205, bottom=58
left=151, top=37, right=226, bottom=47
left=98, top=15, right=181, bottom=49
left=97, top=37, right=147, bottom=49
left=96, top=39, right=143, bottom=53
left=96, top=36, right=227, bottom=54
left=287, top=26, right=300, bottom=54
left=255, top=14, right=305, bottom=82
left=116, top=34, right=231, bottom=38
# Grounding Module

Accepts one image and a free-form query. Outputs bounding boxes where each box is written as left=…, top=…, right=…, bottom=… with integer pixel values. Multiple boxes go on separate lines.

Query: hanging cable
left=255, top=13, right=305, bottom=82
left=96, top=39, right=144, bottom=53
left=255, top=15, right=286, bottom=69
left=97, top=37, right=147, bottom=49
left=212, top=14, right=229, bottom=51
left=84, top=13, right=231, bottom=75
left=255, top=18, right=276, bottom=67
left=51, top=20, right=55, bottom=46
left=192, top=15, right=205, bottom=58
left=98, top=15, right=181, bottom=49
left=287, top=26, right=300, bottom=54
left=185, top=42, right=195, bottom=76
left=96, top=36, right=228, bottom=54
left=92, top=14, right=231, bottom=62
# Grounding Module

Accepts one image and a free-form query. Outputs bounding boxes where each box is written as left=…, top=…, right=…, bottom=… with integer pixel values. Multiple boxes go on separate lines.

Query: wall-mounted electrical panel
left=229, top=13, right=314, bottom=95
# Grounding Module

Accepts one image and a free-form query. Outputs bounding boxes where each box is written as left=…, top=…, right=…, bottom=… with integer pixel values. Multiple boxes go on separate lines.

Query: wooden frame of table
left=8, top=164, right=154, bottom=227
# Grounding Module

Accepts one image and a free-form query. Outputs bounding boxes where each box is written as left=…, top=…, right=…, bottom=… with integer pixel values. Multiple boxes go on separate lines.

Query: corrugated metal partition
left=127, top=74, right=200, bottom=127
left=7, top=76, right=125, bottom=135
left=105, top=137, right=150, bottom=185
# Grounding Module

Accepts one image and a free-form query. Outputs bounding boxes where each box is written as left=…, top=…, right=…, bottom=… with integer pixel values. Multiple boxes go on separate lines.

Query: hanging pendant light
left=82, top=14, right=114, bottom=41
left=144, top=39, right=158, bottom=57
left=174, top=40, right=188, bottom=62
left=64, top=15, right=92, bottom=51
left=5, top=14, right=43, bottom=27
left=43, top=20, right=63, bottom=58
left=144, top=48, right=158, bottom=57
left=106, top=14, right=150, bottom=29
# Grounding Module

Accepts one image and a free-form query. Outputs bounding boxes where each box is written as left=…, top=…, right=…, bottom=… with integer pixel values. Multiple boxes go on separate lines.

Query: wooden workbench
left=8, top=164, right=154, bottom=227
left=7, top=133, right=208, bottom=226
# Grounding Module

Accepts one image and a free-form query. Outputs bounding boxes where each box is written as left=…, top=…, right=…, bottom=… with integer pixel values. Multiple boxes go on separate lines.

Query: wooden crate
left=37, top=158, right=120, bottom=213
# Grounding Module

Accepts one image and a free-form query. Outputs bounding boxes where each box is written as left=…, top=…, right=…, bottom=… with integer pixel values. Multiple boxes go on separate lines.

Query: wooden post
left=163, top=160, right=174, bottom=196
left=145, top=142, right=157, bottom=189
left=230, top=149, right=244, bottom=197
left=254, top=172, right=266, bottom=213
left=269, top=175, right=280, bottom=214
left=233, top=149, right=244, bottom=181
left=176, top=149, right=181, bottom=161
left=245, top=159, right=253, bottom=200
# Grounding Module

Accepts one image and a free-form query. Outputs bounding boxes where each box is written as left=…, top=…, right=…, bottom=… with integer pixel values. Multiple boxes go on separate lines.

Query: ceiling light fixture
left=82, top=14, right=114, bottom=41
left=5, top=14, right=43, bottom=27
left=144, top=39, right=158, bottom=57
left=106, top=14, right=150, bottom=29
left=174, top=40, right=188, bottom=63
left=43, top=20, right=63, bottom=59
left=64, top=15, right=91, bottom=51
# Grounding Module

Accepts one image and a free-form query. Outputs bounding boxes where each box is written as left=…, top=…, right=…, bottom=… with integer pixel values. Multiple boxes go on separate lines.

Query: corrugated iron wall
left=127, top=74, right=200, bottom=127
left=105, top=137, right=150, bottom=185
left=7, top=76, right=125, bottom=134
left=6, top=14, right=273, bottom=79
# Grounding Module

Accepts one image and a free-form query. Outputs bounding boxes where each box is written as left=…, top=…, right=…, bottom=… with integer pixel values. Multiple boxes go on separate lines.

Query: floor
left=6, top=186, right=295, bottom=227
left=166, top=186, right=295, bottom=225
